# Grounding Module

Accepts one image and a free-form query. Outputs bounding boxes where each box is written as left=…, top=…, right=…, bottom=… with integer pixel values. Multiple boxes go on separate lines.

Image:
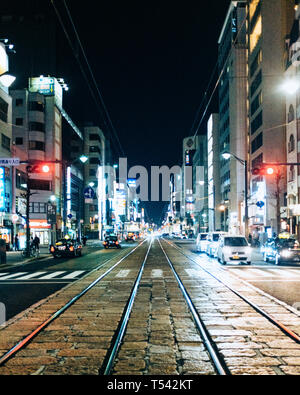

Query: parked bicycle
left=21, top=246, right=40, bottom=259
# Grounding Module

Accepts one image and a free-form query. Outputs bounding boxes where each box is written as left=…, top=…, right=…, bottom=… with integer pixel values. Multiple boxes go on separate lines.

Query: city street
left=0, top=237, right=300, bottom=376
left=0, top=241, right=136, bottom=321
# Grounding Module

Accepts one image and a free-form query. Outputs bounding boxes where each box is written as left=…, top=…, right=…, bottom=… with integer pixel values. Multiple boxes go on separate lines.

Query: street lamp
left=222, top=152, right=249, bottom=237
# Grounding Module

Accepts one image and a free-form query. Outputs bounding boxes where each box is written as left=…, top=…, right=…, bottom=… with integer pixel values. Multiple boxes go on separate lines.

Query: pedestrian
left=32, top=235, right=40, bottom=251
left=14, top=235, right=20, bottom=251
left=82, top=235, right=87, bottom=246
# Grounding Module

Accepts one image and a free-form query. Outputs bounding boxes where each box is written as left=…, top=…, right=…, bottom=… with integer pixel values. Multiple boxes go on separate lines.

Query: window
left=29, top=180, right=51, bottom=191
left=0, top=97, right=8, bottom=123
left=288, top=134, right=295, bottom=153
left=251, top=92, right=262, bottom=115
left=29, top=122, right=45, bottom=132
left=16, top=118, right=23, bottom=126
left=289, top=165, right=295, bottom=182
left=89, top=169, right=96, bottom=177
left=15, top=137, right=23, bottom=145
left=252, top=153, right=263, bottom=169
left=28, top=101, right=44, bottom=112
left=1, top=134, right=10, bottom=151
left=15, top=98, right=23, bottom=107
left=250, top=15, right=262, bottom=53
left=29, top=141, right=45, bottom=151
left=288, top=105, right=295, bottom=123
left=251, top=132, right=263, bottom=153
left=89, top=134, right=101, bottom=141
left=29, top=202, right=47, bottom=213
left=250, top=70, right=262, bottom=96
left=89, top=157, right=100, bottom=165
left=251, top=110, right=263, bottom=134
left=250, top=50, right=262, bottom=78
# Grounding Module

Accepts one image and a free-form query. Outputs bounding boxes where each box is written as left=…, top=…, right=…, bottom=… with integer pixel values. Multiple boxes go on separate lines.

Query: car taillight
left=50, top=246, right=55, bottom=252
left=69, top=246, right=74, bottom=252
left=116, top=241, right=119, bottom=244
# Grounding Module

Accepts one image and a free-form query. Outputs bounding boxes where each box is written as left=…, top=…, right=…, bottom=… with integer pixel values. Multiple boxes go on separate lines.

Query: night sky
left=6, top=0, right=231, bottom=223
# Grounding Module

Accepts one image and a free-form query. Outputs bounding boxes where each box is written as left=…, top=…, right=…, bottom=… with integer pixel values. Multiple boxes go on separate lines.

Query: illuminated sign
left=127, top=178, right=137, bottom=188
left=29, top=76, right=63, bottom=108
left=0, top=167, right=5, bottom=211
left=0, top=44, right=8, bottom=76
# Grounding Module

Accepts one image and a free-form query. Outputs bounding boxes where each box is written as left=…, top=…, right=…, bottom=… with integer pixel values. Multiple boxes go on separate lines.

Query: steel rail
left=163, top=238, right=300, bottom=345
left=158, top=238, right=230, bottom=376
left=0, top=239, right=148, bottom=367
left=100, top=238, right=153, bottom=375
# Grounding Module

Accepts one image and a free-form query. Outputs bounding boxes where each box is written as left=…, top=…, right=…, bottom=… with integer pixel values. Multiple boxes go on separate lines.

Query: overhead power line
left=50, top=0, right=125, bottom=157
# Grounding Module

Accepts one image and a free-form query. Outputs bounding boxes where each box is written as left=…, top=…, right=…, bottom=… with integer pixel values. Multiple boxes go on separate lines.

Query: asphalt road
left=179, top=239, right=300, bottom=311
left=0, top=242, right=136, bottom=323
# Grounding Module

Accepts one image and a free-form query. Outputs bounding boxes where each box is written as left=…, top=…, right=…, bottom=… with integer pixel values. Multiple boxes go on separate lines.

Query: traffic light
left=251, top=166, right=277, bottom=176
left=26, top=163, right=52, bottom=174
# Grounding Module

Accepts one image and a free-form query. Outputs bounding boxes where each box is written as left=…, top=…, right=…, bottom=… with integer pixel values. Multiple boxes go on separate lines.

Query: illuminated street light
left=79, top=155, right=88, bottom=164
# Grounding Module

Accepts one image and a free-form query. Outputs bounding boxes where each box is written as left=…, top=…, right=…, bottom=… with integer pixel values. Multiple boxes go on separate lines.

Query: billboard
left=0, top=44, right=8, bottom=76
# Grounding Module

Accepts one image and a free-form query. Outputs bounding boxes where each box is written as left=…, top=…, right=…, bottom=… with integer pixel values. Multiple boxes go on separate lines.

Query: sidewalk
left=3, top=240, right=104, bottom=267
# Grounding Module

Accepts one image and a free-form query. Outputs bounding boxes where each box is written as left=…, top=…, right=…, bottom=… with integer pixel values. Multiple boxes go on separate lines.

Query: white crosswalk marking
left=232, top=268, right=300, bottom=279
left=16, top=272, right=47, bottom=280
left=0, top=272, right=27, bottom=280
left=39, top=271, right=66, bottom=280
left=61, top=271, right=85, bottom=279
left=267, top=269, right=296, bottom=278
left=0, top=270, right=86, bottom=281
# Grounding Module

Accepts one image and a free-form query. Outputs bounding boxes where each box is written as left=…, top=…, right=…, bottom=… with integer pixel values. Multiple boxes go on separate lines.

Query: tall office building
left=218, top=0, right=248, bottom=234
left=248, top=0, right=294, bottom=235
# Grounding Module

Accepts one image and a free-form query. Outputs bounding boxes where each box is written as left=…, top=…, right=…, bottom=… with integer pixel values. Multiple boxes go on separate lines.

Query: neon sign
left=0, top=167, right=5, bottom=211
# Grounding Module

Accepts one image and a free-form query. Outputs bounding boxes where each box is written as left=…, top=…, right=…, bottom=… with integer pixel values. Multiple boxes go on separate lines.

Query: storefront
left=25, top=219, right=51, bottom=246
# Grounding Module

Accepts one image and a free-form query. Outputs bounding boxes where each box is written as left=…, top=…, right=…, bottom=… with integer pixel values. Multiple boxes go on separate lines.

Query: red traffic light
left=251, top=166, right=277, bottom=176
left=27, top=163, right=52, bottom=174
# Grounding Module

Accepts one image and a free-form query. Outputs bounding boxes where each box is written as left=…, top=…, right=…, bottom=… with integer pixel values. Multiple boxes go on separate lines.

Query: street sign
left=0, top=158, right=20, bottom=166
left=83, top=187, right=95, bottom=200
left=256, top=201, right=265, bottom=208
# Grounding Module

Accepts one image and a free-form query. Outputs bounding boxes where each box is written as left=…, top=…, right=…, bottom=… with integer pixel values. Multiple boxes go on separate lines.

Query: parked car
left=206, top=232, right=226, bottom=257
left=263, top=237, right=300, bottom=265
left=216, top=235, right=251, bottom=265
left=103, top=235, right=121, bottom=249
left=196, top=233, right=208, bottom=252
left=50, top=238, right=82, bottom=258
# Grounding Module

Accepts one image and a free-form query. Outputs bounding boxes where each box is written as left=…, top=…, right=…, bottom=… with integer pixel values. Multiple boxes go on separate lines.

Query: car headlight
left=280, top=249, right=291, bottom=258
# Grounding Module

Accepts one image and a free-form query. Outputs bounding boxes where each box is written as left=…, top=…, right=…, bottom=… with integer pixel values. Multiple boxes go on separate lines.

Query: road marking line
left=61, top=271, right=85, bottom=279
left=151, top=269, right=163, bottom=277
left=0, top=273, right=8, bottom=277
left=250, top=269, right=272, bottom=277
left=16, top=272, right=47, bottom=280
left=115, top=270, right=130, bottom=278
left=0, top=272, right=27, bottom=280
left=39, top=271, right=67, bottom=280
left=267, top=269, right=296, bottom=278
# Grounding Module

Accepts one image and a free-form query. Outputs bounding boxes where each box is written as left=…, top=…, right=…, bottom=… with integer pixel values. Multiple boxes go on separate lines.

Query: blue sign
left=84, top=187, right=95, bottom=199
left=0, top=167, right=5, bottom=211
left=256, top=201, right=265, bottom=208
left=127, top=178, right=137, bottom=188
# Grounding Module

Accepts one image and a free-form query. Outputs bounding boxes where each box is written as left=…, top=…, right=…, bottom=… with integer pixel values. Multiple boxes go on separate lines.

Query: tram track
left=161, top=238, right=300, bottom=345
left=1, top=237, right=300, bottom=375
left=0, top=239, right=148, bottom=369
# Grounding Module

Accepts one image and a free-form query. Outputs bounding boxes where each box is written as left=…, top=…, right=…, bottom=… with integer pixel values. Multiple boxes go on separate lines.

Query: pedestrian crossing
left=0, top=270, right=86, bottom=282
left=228, top=267, right=300, bottom=281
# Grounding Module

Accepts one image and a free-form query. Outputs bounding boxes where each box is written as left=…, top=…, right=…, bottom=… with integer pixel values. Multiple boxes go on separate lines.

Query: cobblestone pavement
left=0, top=238, right=300, bottom=375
